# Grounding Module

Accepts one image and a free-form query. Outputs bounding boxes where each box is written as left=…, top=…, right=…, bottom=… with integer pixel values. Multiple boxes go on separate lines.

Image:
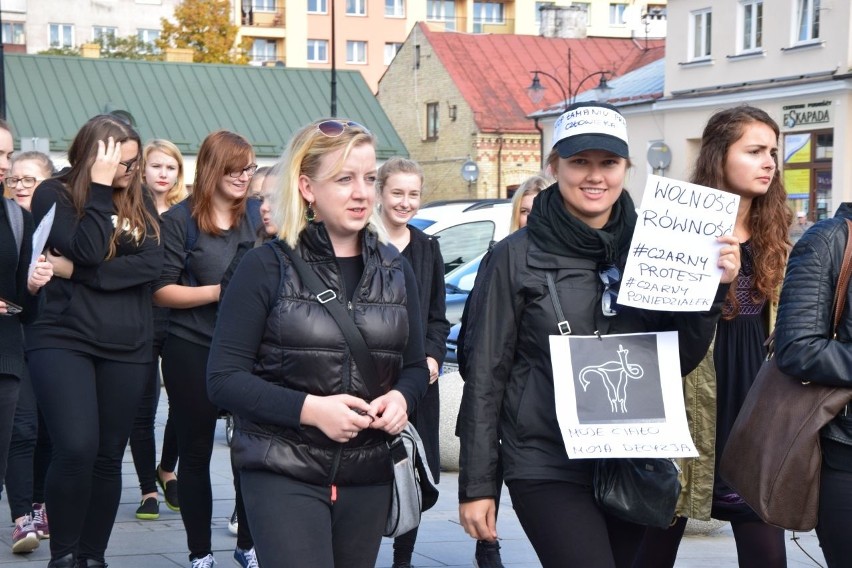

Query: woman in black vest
left=208, top=119, right=428, bottom=568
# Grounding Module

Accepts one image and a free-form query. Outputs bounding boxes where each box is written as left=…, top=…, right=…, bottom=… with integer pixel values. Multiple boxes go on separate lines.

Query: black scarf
left=526, top=183, right=637, bottom=265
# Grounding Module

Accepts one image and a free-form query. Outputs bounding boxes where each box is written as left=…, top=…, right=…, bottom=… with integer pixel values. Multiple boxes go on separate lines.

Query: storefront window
left=783, top=129, right=833, bottom=220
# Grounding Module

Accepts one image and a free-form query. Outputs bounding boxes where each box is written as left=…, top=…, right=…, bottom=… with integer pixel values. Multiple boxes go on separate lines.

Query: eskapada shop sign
left=783, top=100, right=832, bottom=129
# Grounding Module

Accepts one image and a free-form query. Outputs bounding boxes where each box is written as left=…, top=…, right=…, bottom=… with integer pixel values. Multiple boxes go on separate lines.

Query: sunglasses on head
left=316, top=120, right=371, bottom=138
left=599, top=264, right=621, bottom=317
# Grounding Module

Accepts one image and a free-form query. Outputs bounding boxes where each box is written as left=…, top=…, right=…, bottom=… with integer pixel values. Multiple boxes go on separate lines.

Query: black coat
left=775, top=203, right=852, bottom=448
left=457, top=229, right=728, bottom=501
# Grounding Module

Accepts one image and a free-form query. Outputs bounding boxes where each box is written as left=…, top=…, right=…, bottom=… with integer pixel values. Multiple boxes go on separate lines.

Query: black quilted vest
left=231, top=223, right=409, bottom=486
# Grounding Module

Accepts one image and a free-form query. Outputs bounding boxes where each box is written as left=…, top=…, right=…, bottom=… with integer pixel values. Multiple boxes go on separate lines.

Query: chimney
left=80, top=43, right=101, bottom=58
left=164, top=47, right=194, bottom=63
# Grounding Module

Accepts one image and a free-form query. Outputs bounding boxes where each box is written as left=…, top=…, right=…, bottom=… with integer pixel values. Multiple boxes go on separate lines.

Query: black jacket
left=208, top=224, right=429, bottom=486
left=457, top=229, right=728, bottom=501
left=775, top=203, right=852, bottom=447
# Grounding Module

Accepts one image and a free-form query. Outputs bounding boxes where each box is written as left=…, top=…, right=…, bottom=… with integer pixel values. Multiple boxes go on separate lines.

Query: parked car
left=411, top=200, right=511, bottom=274
left=444, top=253, right=483, bottom=326
left=443, top=322, right=462, bottom=375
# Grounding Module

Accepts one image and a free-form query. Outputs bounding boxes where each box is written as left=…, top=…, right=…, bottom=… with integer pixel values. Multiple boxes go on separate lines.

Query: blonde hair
left=510, top=174, right=551, bottom=232
left=376, top=157, right=424, bottom=195
left=274, top=119, right=378, bottom=248
left=143, top=139, right=188, bottom=208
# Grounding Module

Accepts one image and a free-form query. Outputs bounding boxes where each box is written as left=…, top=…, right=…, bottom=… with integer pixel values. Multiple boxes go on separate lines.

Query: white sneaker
left=11, top=515, right=40, bottom=554
left=190, top=553, right=216, bottom=568
left=228, top=507, right=238, bottom=536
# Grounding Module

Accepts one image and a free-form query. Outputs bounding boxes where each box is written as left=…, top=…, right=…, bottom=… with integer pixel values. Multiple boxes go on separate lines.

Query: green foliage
left=157, top=0, right=248, bottom=64
left=37, top=46, right=80, bottom=56
left=93, top=34, right=164, bottom=61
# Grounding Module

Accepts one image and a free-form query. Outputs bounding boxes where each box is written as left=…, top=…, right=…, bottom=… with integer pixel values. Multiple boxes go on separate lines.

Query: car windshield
left=445, top=254, right=483, bottom=294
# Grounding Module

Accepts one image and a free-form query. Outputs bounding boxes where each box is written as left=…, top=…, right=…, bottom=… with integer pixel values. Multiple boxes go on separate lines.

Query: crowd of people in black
left=1, top=102, right=850, bottom=568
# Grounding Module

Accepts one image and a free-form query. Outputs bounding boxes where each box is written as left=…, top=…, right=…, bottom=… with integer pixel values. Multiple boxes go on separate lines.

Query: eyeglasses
left=228, top=164, right=258, bottom=178
left=5, top=176, right=44, bottom=189
left=599, top=264, right=621, bottom=317
left=316, top=120, right=371, bottom=138
left=119, top=157, right=140, bottom=172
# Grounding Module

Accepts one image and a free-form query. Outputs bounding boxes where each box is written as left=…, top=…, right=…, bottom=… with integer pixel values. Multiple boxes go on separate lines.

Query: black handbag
left=544, top=272, right=682, bottom=528
left=275, top=241, right=438, bottom=536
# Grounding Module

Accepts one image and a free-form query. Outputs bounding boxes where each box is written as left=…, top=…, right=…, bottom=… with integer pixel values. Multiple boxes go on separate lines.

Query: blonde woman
left=208, top=119, right=428, bottom=567
left=130, top=140, right=187, bottom=520
left=510, top=174, right=551, bottom=233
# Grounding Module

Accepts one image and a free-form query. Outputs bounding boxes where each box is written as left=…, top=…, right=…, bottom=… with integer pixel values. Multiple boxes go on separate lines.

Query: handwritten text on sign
left=619, top=175, right=739, bottom=311
left=551, top=332, right=697, bottom=459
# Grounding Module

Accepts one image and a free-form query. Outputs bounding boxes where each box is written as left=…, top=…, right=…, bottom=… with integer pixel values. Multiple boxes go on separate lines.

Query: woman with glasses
left=4, top=150, right=55, bottom=555
left=129, top=139, right=188, bottom=522
left=456, top=102, right=741, bottom=568
left=154, top=130, right=262, bottom=568
left=25, top=114, right=162, bottom=568
left=634, top=106, right=792, bottom=568
left=207, top=118, right=428, bottom=568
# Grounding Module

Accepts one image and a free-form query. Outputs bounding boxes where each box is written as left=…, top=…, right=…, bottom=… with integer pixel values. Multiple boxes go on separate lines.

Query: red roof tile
left=419, top=23, right=664, bottom=134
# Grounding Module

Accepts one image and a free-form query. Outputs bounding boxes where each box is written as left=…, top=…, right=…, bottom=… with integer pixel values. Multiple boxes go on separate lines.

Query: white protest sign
left=551, top=332, right=697, bottom=459
left=619, top=175, right=739, bottom=311
left=28, top=203, right=55, bottom=279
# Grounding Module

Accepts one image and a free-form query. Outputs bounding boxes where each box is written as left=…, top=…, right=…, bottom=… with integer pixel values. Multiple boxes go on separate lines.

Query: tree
left=94, top=34, right=164, bottom=61
left=157, top=0, right=248, bottom=64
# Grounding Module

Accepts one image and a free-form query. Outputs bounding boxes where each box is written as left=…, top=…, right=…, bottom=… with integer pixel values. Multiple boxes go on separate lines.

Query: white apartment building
left=1, top=0, right=180, bottom=54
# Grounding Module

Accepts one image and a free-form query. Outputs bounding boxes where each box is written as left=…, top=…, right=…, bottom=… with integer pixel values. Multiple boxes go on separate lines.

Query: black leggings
left=633, top=515, right=786, bottom=567
left=5, top=365, right=52, bottom=521
left=161, top=334, right=219, bottom=560
left=507, top=478, right=645, bottom=568
left=241, top=469, right=391, bottom=568
left=816, top=462, right=852, bottom=568
left=129, top=356, right=178, bottom=495
left=28, top=349, right=148, bottom=562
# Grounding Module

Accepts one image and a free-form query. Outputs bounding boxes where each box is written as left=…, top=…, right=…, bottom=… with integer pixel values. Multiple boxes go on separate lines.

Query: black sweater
left=0, top=200, right=40, bottom=379
left=25, top=179, right=163, bottom=363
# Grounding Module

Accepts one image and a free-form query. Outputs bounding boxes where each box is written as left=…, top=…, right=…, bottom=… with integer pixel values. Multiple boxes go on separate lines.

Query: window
left=346, top=40, right=367, bottom=64
left=384, top=42, right=402, bottom=65
left=796, top=0, right=820, bottom=42
left=250, top=38, right=277, bottom=62
left=137, top=28, right=160, bottom=53
left=385, top=0, right=404, bottom=17
left=783, top=129, right=833, bottom=220
left=609, top=3, right=627, bottom=25
left=346, top=0, right=366, bottom=16
left=253, top=0, right=276, bottom=11
left=48, top=23, right=73, bottom=48
left=427, top=0, right=456, bottom=30
left=307, top=0, right=327, bottom=13
left=307, top=39, right=328, bottom=62
left=689, top=9, right=712, bottom=60
left=426, top=102, right=439, bottom=140
left=2, top=22, right=25, bottom=44
left=92, top=26, right=117, bottom=42
left=474, top=2, right=505, bottom=24
left=739, top=1, right=762, bottom=52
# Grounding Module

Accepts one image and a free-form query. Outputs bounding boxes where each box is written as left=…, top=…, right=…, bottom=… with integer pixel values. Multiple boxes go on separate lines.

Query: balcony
left=241, top=6, right=285, bottom=28
left=425, top=17, right=515, bottom=34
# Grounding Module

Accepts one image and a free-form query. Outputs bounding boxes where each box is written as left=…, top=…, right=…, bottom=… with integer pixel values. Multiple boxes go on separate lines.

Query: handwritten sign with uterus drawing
left=550, top=331, right=697, bottom=459
left=619, top=175, right=740, bottom=311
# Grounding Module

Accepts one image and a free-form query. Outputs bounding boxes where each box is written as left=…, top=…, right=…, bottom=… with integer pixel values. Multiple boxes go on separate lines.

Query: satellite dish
left=461, top=159, right=479, bottom=182
left=647, top=141, right=672, bottom=170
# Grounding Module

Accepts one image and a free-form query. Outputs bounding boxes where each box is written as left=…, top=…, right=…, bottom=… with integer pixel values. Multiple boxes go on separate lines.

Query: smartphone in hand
left=0, top=297, right=23, bottom=316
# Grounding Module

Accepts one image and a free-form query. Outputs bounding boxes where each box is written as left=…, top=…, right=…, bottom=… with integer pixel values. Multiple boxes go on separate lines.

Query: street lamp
left=526, top=49, right=614, bottom=110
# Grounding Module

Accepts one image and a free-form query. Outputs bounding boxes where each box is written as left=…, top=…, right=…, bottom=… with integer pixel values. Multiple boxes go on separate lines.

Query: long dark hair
left=691, top=105, right=791, bottom=317
left=60, top=114, right=159, bottom=257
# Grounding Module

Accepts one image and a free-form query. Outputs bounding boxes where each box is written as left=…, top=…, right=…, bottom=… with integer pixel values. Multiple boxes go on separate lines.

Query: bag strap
left=4, top=198, right=23, bottom=259
left=546, top=271, right=571, bottom=335
left=275, top=240, right=382, bottom=398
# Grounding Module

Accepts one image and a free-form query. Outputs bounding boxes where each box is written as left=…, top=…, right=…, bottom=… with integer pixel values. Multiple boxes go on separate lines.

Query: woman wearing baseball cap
left=456, top=102, right=742, bottom=567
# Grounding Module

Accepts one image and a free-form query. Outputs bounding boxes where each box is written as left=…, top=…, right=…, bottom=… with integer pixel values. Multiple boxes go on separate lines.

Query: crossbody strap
left=545, top=271, right=571, bottom=335
left=275, top=240, right=382, bottom=398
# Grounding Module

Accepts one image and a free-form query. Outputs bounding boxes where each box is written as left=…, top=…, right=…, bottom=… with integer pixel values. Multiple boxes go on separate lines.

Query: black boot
left=76, top=559, right=108, bottom=568
left=47, top=555, right=76, bottom=568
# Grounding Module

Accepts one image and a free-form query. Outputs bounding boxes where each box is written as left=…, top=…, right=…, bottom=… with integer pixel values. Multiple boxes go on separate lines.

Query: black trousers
left=28, top=349, right=147, bottom=562
left=816, top=461, right=852, bottom=567
left=160, top=334, right=219, bottom=560
left=0, top=373, right=21, bottom=495
left=507, top=478, right=645, bottom=568
left=241, top=469, right=391, bottom=568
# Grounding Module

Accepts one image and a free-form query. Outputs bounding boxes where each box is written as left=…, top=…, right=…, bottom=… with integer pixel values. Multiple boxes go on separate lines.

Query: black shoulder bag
left=275, top=241, right=438, bottom=536
left=545, top=271, right=681, bottom=529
